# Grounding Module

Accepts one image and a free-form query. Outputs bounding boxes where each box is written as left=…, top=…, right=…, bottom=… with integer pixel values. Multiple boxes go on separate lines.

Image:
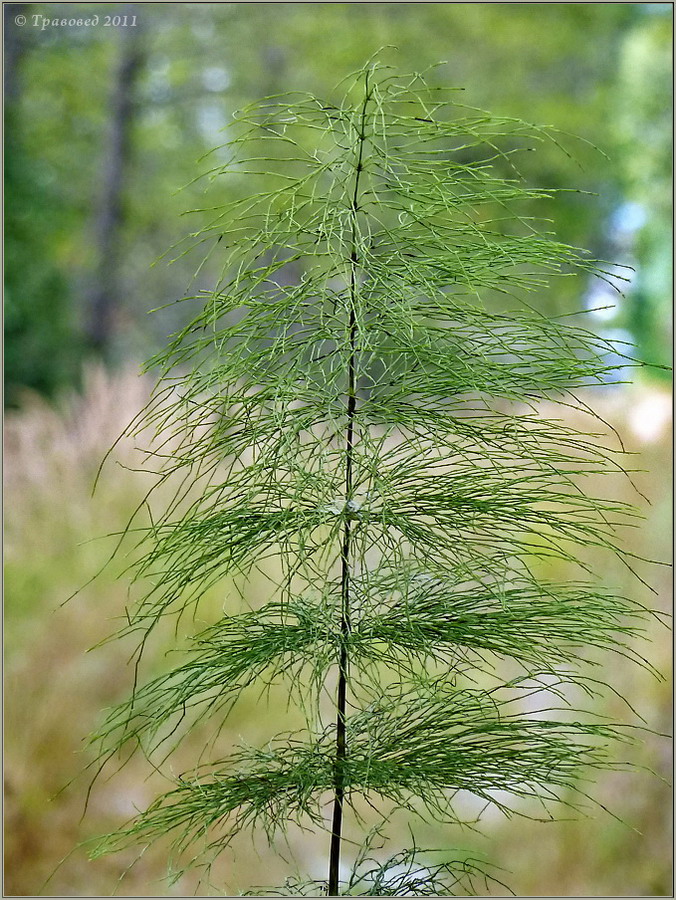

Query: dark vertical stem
left=328, top=72, right=370, bottom=898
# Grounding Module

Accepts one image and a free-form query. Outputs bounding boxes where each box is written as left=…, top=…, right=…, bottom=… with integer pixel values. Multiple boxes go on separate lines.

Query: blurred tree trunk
left=2, top=3, right=32, bottom=105
left=258, top=40, right=303, bottom=290
left=87, top=6, right=145, bottom=355
left=261, top=42, right=286, bottom=97
left=3, top=3, right=31, bottom=103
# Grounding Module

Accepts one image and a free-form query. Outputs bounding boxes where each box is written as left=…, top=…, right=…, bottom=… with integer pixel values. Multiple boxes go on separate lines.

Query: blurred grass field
left=4, top=367, right=672, bottom=897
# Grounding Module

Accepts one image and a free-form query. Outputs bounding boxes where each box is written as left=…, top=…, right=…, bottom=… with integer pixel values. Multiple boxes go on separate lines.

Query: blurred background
left=4, top=2, right=672, bottom=896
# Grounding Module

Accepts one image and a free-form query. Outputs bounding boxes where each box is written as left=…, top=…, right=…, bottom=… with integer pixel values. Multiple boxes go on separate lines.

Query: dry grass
left=4, top=368, right=672, bottom=896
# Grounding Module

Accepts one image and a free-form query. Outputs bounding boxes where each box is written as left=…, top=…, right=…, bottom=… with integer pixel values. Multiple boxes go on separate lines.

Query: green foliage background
left=4, top=2, right=672, bottom=403
left=3, top=2, right=672, bottom=897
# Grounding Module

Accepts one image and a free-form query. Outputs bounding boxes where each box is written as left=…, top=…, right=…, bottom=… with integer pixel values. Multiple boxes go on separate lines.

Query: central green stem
left=327, top=74, right=370, bottom=898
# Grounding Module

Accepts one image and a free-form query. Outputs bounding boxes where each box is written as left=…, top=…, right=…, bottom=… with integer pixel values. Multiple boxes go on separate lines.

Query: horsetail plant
left=89, top=63, right=660, bottom=895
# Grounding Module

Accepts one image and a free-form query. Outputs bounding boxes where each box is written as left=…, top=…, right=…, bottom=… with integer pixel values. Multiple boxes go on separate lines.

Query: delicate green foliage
left=91, top=62, right=657, bottom=895
left=92, top=575, right=653, bottom=760
left=92, top=597, right=336, bottom=753
left=93, top=681, right=631, bottom=860
left=241, top=841, right=512, bottom=897
left=340, top=843, right=513, bottom=897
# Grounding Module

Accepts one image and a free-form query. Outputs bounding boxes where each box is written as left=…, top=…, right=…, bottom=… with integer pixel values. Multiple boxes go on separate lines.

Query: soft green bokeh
left=5, top=3, right=672, bottom=400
